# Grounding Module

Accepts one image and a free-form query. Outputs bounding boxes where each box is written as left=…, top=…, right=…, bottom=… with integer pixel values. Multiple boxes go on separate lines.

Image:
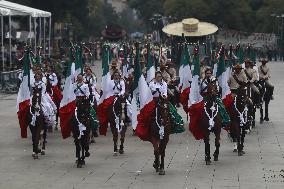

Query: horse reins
left=234, top=95, right=248, bottom=127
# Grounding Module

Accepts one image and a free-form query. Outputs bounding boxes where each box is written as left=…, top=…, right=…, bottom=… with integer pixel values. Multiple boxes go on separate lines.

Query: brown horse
left=150, top=97, right=171, bottom=175
left=70, top=97, right=91, bottom=168
left=199, top=80, right=222, bottom=165
left=106, top=95, right=128, bottom=156
left=29, top=86, right=47, bottom=159
left=228, top=86, right=250, bottom=156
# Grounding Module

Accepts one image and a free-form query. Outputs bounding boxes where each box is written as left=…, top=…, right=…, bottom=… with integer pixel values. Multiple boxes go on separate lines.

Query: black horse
left=29, top=87, right=47, bottom=159
left=70, top=97, right=91, bottom=168
left=258, top=80, right=273, bottom=123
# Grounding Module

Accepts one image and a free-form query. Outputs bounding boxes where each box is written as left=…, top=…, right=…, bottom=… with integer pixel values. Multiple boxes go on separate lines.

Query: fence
left=0, top=69, right=21, bottom=94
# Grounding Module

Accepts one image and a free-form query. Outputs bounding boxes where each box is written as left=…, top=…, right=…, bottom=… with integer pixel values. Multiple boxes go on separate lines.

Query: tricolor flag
left=179, top=44, right=192, bottom=112
left=122, top=45, right=129, bottom=79
left=97, top=46, right=115, bottom=135
left=188, top=46, right=204, bottom=140
left=59, top=47, right=76, bottom=139
left=131, top=44, right=155, bottom=141
left=146, top=44, right=155, bottom=83
left=16, top=50, right=31, bottom=138
left=75, top=45, right=83, bottom=77
left=216, top=46, right=234, bottom=109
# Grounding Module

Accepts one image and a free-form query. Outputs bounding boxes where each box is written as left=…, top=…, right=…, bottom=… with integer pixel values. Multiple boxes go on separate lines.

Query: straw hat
left=259, top=58, right=268, bottom=63
left=162, top=18, right=218, bottom=37
left=234, top=64, right=243, bottom=69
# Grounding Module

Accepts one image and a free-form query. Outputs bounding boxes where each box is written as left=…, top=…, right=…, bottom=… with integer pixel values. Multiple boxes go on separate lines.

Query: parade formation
left=15, top=18, right=275, bottom=177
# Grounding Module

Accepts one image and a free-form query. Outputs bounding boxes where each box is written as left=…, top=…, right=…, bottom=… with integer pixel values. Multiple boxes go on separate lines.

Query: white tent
left=0, top=0, right=52, bottom=70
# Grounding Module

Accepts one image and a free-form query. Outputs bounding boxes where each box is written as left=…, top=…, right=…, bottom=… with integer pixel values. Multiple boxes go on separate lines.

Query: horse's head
left=76, top=97, right=90, bottom=116
left=156, top=96, right=170, bottom=123
left=31, top=87, right=42, bottom=113
left=206, top=78, right=219, bottom=99
left=235, top=85, right=251, bottom=106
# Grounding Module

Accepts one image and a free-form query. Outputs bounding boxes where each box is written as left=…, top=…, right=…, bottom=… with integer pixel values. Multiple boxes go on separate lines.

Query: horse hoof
left=238, top=152, right=243, bottom=156
left=206, top=160, right=211, bottom=165
left=260, top=119, right=264, bottom=124
left=264, top=117, right=270, bottom=121
left=214, top=156, right=218, bottom=161
left=119, top=149, right=124, bottom=154
left=113, top=152, right=118, bottom=156
left=33, top=154, right=38, bottom=159
left=85, top=152, right=90, bottom=157
left=159, top=169, right=165, bottom=175
left=77, top=163, right=82, bottom=168
left=233, top=149, right=237, bottom=152
left=153, top=164, right=159, bottom=172
left=41, top=151, right=45, bottom=155
left=81, top=160, right=85, bottom=165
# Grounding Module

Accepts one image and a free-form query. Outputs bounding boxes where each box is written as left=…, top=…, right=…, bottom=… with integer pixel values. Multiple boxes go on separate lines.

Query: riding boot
left=260, top=107, right=264, bottom=124
left=264, top=102, right=269, bottom=121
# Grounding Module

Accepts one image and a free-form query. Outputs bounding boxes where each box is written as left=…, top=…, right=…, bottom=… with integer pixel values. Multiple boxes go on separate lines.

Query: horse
left=70, top=97, right=91, bottom=168
left=46, top=77, right=61, bottom=131
left=245, top=84, right=258, bottom=131
left=150, top=96, right=171, bottom=175
left=258, top=79, right=273, bottom=123
left=228, top=86, right=250, bottom=156
left=199, top=79, right=222, bottom=165
left=106, top=95, right=128, bottom=156
left=29, top=86, right=47, bottom=159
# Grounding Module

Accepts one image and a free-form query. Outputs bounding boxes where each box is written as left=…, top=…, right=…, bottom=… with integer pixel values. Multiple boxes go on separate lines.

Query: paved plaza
left=0, top=62, right=284, bottom=189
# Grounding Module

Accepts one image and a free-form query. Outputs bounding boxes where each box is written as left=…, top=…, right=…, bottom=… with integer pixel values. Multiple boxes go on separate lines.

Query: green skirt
left=169, top=102, right=185, bottom=134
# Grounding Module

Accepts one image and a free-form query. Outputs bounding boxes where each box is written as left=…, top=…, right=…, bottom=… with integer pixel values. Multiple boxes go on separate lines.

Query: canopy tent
left=0, top=0, right=52, bottom=71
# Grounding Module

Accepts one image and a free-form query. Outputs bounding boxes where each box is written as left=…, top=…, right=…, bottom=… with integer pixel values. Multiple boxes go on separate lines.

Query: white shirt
left=31, top=80, right=46, bottom=95
left=47, top=73, right=58, bottom=86
left=149, top=80, right=168, bottom=98
left=110, top=79, right=125, bottom=96
left=73, top=82, right=90, bottom=97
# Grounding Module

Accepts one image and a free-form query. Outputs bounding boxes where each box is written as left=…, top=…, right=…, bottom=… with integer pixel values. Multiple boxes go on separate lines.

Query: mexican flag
left=146, top=44, right=155, bottom=83
left=236, top=44, right=244, bottom=65
left=188, top=47, right=204, bottom=140
left=16, top=50, right=31, bottom=138
left=179, top=44, right=192, bottom=113
left=97, top=46, right=115, bottom=135
left=75, top=45, right=83, bottom=77
left=59, top=47, right=76, bottom=139
left=216, top=46, right=234, bottom=109
left=131, top=45, right=155, bottom=141
left=122, top=45, right=129, bottom=79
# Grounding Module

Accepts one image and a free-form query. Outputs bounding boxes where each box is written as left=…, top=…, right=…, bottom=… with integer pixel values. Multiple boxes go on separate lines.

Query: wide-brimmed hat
left=244, top=58, right=253, bottom=64
left=234, top=64, right=243, bottom=69
left=101, top=25, right=126, bottom=39
left=162, top=18, right=218, bottom=37
left=259, top=58, right=268, bottom=63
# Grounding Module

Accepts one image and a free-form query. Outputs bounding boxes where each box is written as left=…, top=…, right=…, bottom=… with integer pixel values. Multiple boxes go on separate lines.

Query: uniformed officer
left=258, top=58, right=274, bottom=99
left=244, top=59, right=259, bottom=94
left=228, top=64, right=248, bottom=95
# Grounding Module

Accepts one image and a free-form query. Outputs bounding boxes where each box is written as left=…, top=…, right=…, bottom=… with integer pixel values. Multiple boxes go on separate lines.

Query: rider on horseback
left=83, top=66, right=99, bottom=104
left=200, top=67, right=231, bottom=127
left=149, top=71, right=184, bottom=134
left=31, top=73, right=57, bottom=128
left=74, top=74, right=90, bottom=99
left=228, top=64, right=248, bottom=96
left=244, top=59, right=259, bottom=94
left=258, top=58, right=274, bottom=100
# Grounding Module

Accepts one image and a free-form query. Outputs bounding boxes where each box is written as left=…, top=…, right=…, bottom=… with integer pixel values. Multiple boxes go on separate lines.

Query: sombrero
left=234, top=64, right=243, bottom=69
left=244, top=58, right=253, bottom=64
left=162, top=18, right=218, bottom=37
left=259, top=58, right=268, bottom=63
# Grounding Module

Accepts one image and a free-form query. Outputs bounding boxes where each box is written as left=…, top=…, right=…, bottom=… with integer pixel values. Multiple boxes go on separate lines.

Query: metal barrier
left=0, top=69, right=21, bottom=94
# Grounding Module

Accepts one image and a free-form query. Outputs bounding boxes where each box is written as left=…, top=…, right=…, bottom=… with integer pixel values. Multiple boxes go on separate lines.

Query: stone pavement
left=0, top=62, right=284, bottom=189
